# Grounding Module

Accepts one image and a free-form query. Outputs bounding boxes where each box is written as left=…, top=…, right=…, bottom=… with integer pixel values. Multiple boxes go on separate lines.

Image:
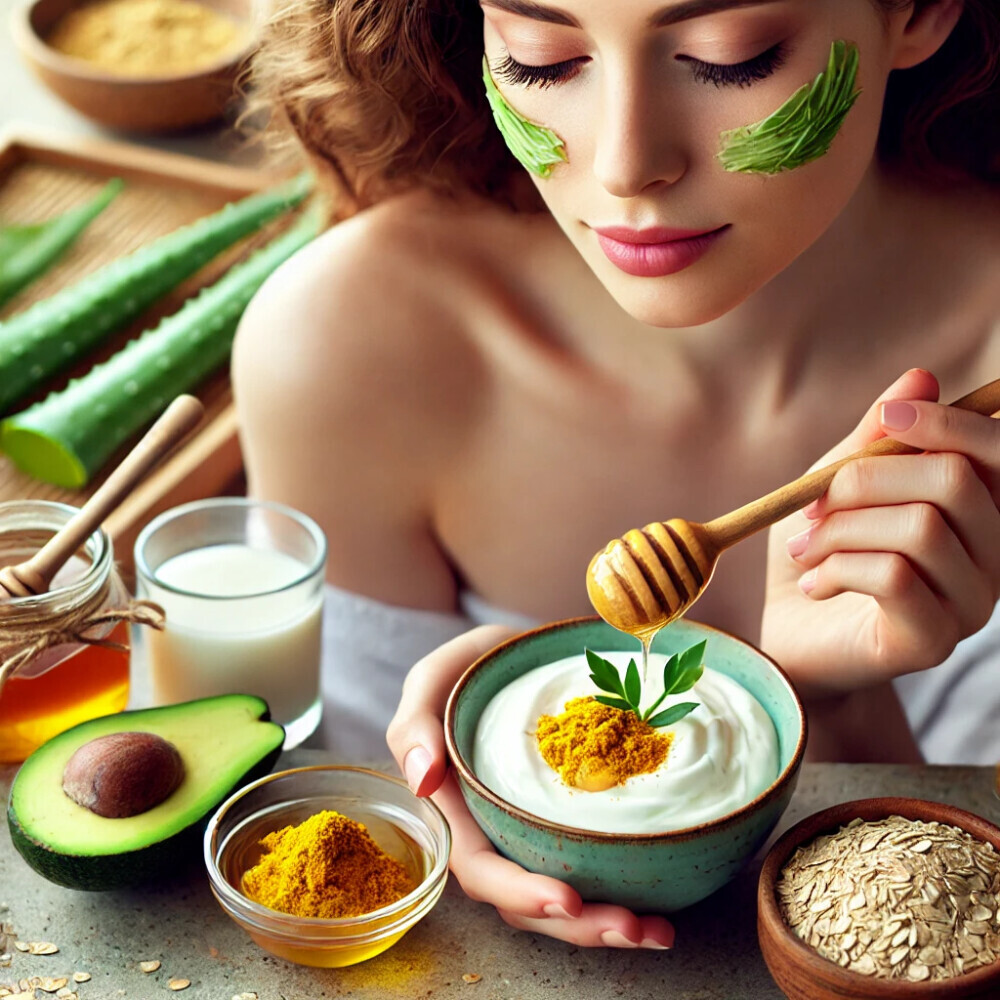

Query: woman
left=233, top=0, right=999, bottom=947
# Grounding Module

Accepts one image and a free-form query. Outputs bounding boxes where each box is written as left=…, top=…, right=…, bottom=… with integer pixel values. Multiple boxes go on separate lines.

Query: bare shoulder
left=235, top=191, right=487, bottom=413
left=231, top=190, right=518, bottom=606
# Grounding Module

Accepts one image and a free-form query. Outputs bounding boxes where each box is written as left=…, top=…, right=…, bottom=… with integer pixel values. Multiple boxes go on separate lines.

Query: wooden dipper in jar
left=586, top=378, right=1000, bottom=640
left=0, top=395, right=203, bottom=600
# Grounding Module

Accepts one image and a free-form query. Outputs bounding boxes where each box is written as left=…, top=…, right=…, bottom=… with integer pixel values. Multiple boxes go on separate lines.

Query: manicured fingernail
left=881, top=401, right=917, bottom=431
left=600, top=930, right=640, bottom=948
left=799, top=569, right=817, bottom=594
left=640, top=938, right=672, bottom=950
left=786, top=526, right=813, bottom=559
left=802, top=500, right=821, bottom=519
left=403, top=746, right=432, bottom=793
left=543, top=903, right=573, bottom=919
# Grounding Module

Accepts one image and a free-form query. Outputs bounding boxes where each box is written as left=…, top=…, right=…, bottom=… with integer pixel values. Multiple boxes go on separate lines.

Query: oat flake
left=777, top=815, right=1000, bottom=982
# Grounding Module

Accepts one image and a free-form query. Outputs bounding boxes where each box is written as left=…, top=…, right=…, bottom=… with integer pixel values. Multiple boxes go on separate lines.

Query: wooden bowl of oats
left=758, top=798, right=1000, bottom=1000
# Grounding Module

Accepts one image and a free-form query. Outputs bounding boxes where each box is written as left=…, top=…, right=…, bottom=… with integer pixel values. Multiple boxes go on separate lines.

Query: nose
left=591, top=64, right=688, bottom=198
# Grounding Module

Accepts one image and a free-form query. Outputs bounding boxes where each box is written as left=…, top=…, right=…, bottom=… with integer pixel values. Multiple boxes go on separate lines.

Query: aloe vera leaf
left=0, top=203, right=324, bottom=488
left=0, top=171, right=313, bottom=416
left=0, top=178, right=123, bottom=310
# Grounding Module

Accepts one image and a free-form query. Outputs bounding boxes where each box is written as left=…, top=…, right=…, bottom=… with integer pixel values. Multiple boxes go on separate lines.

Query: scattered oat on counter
left=462, top=973, right=483, bottom=984
left=26, top=945, right=58, bottom=957
left=168, top=979, right=191, bottom=991
left=140, top=961, right=161, bottom=973
left=36, top=978, right=68, bottom=993
left=231, top=993, right=258, bottom=1000
left=71, top=974, right=90, bottom=984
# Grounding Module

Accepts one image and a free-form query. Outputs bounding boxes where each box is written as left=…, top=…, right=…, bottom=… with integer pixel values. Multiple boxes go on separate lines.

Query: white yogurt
left=472, top=651, right=779, bottom=834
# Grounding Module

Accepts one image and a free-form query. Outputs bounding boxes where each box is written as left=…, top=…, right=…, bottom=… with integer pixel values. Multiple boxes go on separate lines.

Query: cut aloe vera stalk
left=0, top=172, right=313, bottom=416
left=1, top=203, right=325, bottom=488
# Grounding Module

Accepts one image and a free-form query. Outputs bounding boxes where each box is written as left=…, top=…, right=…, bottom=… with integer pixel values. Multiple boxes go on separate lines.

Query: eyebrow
left=480, top=0, right=784, bottom=29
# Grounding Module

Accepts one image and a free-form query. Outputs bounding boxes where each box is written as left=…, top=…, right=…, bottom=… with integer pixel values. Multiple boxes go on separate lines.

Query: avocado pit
left=62, top=731, right=185, bottom=818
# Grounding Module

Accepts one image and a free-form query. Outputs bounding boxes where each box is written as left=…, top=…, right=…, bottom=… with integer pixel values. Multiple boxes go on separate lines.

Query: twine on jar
left=0, top=574, right=164, bottom=697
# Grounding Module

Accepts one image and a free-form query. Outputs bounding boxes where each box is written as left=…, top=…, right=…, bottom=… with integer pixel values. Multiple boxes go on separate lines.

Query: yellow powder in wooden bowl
left=46, top=0, right=248, bottom=77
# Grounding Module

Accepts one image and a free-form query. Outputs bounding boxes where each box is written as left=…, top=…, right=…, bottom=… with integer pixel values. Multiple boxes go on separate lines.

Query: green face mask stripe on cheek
left=718, top=39, right=861, bottom=174
left=483, top=58, right=568, bottom=178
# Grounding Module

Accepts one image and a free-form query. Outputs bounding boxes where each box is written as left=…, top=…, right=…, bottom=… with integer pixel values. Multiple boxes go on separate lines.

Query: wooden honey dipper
left=0, top=395, right=203, bottom=600
left=586, top=378, right=1000, bottom=640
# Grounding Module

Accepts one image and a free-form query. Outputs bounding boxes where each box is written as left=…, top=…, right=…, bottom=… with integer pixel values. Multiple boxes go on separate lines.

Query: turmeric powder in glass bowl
left=203, top=766, right=450, bottom=968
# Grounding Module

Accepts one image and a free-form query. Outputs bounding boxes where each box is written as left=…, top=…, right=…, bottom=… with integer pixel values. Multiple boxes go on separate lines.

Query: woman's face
left=481, top=0, right=903, bottom=327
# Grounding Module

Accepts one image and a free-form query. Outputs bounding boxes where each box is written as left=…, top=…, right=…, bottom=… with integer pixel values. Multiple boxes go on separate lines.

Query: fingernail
left=543, top=903, right=573, bottom=920
left=403, top=746, right=432, bottom=793
left=799, top=569, right=817, bottom=594
left=802, top=500, right=821, bottom=520
left=600, top=930, right=640, bottom=948
left=786, top=526, right=813, bottom=559
left=640, top=938, right=672, bottom=950
left=881, top=401, right=917, bottom=431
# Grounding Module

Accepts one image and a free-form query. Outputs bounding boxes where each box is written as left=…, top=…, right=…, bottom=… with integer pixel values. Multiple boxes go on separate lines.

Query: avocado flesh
left=8, top=694, right=284, bottom=890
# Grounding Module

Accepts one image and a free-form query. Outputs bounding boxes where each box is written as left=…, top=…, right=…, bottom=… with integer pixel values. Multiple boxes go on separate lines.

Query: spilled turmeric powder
left=536, top=696, right=672, bottom=792
left=47, top=0, right=247, bottom=77
left=241, top=809, right=416, bottom=919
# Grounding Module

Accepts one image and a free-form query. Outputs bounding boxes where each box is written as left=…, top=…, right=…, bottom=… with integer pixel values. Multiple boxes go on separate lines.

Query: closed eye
left=490, top=53, right=587, bottom=89
left=679, top=41, right=786, bottom=88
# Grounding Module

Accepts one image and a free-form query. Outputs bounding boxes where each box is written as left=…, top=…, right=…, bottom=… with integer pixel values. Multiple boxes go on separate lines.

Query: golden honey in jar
left=0, top=500, right=130, bottom=763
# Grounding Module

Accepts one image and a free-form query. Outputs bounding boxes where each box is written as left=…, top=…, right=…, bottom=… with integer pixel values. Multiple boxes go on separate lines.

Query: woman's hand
left=386, top=625, right=675, bottom=949
left=762, top=367, right=1000, bottom=703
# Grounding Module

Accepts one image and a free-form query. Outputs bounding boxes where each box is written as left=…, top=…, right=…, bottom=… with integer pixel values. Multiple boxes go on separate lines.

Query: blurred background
left=0, top=0, right=264, bottom=165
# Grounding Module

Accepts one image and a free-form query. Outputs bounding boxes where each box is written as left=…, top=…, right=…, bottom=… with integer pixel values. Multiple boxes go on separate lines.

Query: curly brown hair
left=244, top=0, right=999, bottom=218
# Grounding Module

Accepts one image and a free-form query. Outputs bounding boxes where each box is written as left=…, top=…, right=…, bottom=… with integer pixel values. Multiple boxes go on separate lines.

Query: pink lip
left=593, top=225, right=729, bottom=277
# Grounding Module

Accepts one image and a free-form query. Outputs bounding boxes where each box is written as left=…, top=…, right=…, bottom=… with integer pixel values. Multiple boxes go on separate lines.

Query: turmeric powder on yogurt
left=536, top=697, right=672, bottom=792
left=241, top=809, right=417, bottom=919
left=46, top=0, right=247, bottom=77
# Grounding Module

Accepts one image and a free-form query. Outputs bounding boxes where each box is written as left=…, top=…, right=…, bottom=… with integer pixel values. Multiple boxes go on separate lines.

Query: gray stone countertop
left=2, top=758, right=999, bottom=1000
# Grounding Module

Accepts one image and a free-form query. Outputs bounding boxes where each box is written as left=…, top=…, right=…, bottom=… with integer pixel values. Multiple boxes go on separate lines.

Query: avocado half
left=8, top=694, right=284, bottom=891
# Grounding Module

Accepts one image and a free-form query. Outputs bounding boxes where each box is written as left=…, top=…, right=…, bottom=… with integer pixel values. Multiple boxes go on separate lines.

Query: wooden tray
left=0, top=125, right=291, bottom=573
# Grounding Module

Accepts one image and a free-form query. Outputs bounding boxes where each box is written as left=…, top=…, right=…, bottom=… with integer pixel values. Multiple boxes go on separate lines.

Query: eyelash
left=682, top=41, right=787, bottom=88
left=491, top=41, right=786, bottom=91
left=491, top=54, right=584, bottom=90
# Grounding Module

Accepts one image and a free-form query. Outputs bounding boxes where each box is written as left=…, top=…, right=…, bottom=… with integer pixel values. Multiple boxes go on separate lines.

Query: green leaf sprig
left=718, top=39, right=861, bottom=174
left=585, top=640, right=706, bottom=728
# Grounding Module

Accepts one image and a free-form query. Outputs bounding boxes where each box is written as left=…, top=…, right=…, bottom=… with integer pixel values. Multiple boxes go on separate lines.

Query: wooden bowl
left=10, top=0, right=255, bottom=132
left=758, top=798, right=1000, bottom=1000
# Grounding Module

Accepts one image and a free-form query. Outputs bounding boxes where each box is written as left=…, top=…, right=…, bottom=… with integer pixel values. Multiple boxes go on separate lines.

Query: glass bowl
left=203, top=765, right=450, bottom=967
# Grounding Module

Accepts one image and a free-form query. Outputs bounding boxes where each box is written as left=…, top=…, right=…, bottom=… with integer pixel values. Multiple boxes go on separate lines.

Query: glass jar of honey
left=0, top=500, right=131, bottom=763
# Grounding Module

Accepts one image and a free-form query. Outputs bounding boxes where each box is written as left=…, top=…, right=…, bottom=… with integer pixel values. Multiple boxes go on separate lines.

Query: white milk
left=143, top=544, right=322, bottom=728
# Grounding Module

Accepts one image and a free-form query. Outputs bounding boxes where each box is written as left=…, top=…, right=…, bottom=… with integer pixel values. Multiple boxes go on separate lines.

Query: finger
left=386, top=624, right=515, bottom=794
left=800, top=551, right=962, bottom=671
left=498, top=906, right=675, bottom=949
left=877, top=399, right=1000, bottom=494
left=432, top=773, right=583, bottom=919
left=801, top=369, right=940, bottom=518
left=804, top=452, right=1000, bottom=588
left=789, top=503, right=996, bottom=634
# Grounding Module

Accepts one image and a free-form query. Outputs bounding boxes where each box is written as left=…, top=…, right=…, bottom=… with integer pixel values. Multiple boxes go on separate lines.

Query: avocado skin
left=7, top=746, right=281, bottom=890
left=6, top=695, right=285, bottom=891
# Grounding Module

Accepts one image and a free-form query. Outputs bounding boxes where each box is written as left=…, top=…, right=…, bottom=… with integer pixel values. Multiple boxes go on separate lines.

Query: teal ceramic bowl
left=445, top=616, right=806, bottom=913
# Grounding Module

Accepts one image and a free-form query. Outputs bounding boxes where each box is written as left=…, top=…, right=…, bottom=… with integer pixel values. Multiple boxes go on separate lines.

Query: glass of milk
left=134, top=498, right=326, bottom=749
